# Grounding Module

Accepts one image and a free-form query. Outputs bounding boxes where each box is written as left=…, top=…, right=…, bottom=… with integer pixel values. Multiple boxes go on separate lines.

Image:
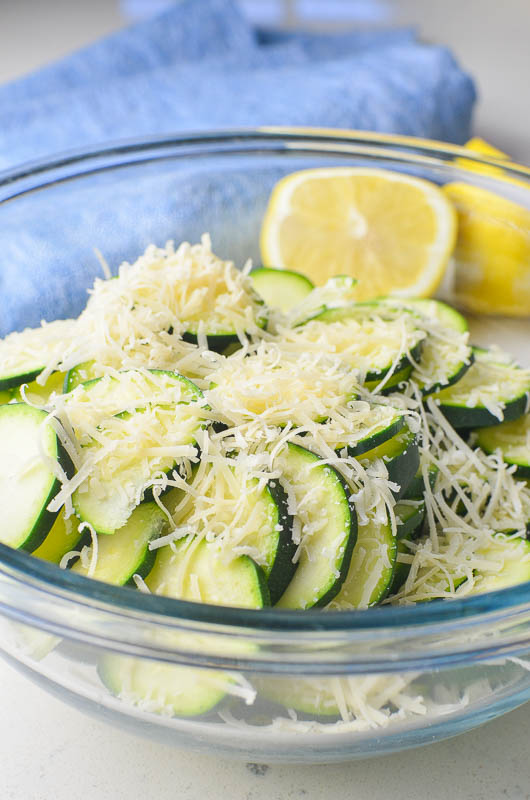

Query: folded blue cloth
left=0, top=0, right=476, bottom=335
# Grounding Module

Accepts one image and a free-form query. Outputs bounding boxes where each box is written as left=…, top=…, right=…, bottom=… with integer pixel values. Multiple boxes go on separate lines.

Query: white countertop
left=2, top=657, right=529, bottom=800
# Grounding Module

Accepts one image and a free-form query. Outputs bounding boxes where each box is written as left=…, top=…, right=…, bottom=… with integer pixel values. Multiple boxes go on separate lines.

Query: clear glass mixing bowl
left=1, top=129, right=529, bottom=763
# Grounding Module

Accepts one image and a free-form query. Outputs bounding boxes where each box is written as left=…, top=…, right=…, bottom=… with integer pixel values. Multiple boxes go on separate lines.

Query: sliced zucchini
left=379, top=297, right=468, bottom=333
left=256, top=670, right=418, bottom=720
left=181, top=285, right=267, bottom=353
left=0, top=319, right=75, bottom=390
left=72, top=502, right=167, bottom=585
left=99, top=536, right=268, bottom=719
left=0, top=403, right=71, bottom=551
left=358, top=426, right=419, bottom=500
left=66, top=370, right=206, bottom=534
left=475, top=414, right=530, bottom=478
left=285, top=275, right=361, bottom=327
left=146, top=535, right=270, bottom=607
left=395, top=499, right=425, bottom=539
left=329, top=516, right=396, bottom=609
left=12, top=371, right=66, bottom=405
left=32, top=510, right=85, bottom=564
left=163, top=465, right=295, bottom=605
left=432, top=348, right=530, bottom=429
left=470, top=533, right=530, bottom=594
left=290, top=304, right=425, bottom=385
left=412, top=335, right=473, bottom=396
left=340, top=407, right=404, bottom=458
left=387, top=538, right=413, bottom=595
left=387, top=540, right=468, bottom=599
left=99, top=656, right=230, bottom=718
left=402, top=463, right=438, bottom=500
left=378, top=297, right=474, bottom=395
left=249, top=267, right=314, bottom=312
left=275, top=443, right=357, bottom=609
left=364, top=362, right=413, bottom=394
left=406, top=298, right=468, bottom=333
left=64, top=360, right=100, bottom=392
left=0, top=389, right=12, bottom=404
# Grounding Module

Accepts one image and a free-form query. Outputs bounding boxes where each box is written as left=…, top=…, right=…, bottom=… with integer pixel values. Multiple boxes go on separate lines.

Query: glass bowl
left=1, top=129, right=530, bottom=764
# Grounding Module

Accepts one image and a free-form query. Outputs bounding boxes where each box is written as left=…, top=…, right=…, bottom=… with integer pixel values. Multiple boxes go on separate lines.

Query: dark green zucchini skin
left=389, top=438, right=420, bottom=500
left=0, top=404, right=75, bottom=553
left=395, top=500, right=426, bottom=540
left=264, top=479, right=297, bottom=605
left=182, top=331, right=241, bottom=354
left=364, top=363, right=413, bottom=394
left=402, top=465, right=438, bottom=501
left=387, top=539, right=412, bottom=595
left=25, top=439, right=75, bottom=553
left=0, top=367, right=44, bottom=391
left=63, top=361, right=99, bottom=392
left=419, top=353, right=474, bottom=397
left=345, top=415, right=404, bottom=459
left=440, top=394, right=529, bottom=430
left=312, top=469, right=358, bottom=609
left=275, top=443, right=357, bottom=610
left=182, top=309, right=267, bottom=354
left=19, top=476, right=62, bottom=553
left=358, top=429, right=419, bottom=501
left=365, top=341, right=424, bottom=385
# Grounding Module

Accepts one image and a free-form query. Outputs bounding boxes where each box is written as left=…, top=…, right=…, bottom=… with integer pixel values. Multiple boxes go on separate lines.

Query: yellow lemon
left=443, top=139, right=530, bottom=317
left=260, top=167, right=457, bottom=300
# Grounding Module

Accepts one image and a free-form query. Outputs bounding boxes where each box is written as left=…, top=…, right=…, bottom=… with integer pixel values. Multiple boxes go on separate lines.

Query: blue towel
left=0, top=0, right=476, bottom=335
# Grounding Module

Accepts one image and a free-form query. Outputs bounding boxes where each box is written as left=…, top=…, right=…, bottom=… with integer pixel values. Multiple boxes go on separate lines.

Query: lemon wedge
left=443, top=140, right=530, bottom=317
left=260, top=167, right=457, bottom=300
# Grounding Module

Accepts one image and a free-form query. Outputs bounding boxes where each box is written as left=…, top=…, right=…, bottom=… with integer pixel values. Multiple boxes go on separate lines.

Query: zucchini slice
left=395, top=499, right=425, bottom=540
left=99, top=536, right=268, bottom=719
left=12, top=371, right=66, bottom=405
left=32, top=510, right=85, bottom=564
left=387, top=538, right=413, bottom=595
left=0, top=319, right=76, bottom=391
left=470, top=533, right=530, bottom=594
left=379, top=297, right=468, bottom=333
left=432, top=348, right=530, bottom=429
left=64, top=360, right=100, bottom=392
left=475, top=413, right=530, bottom=478
left=363, top=362, right=413, bottom=394
left=405, top=298, right=468, bottom=333
left=0, top=403, right=70, bottom=551
left=71, top=502, right=167, bottom=585
left=249, top=267, right=314, bottom=312
left=412, top=335, right=473, bottom=396
left=99, top=656, right=230, bottom=718
left=341, top=407, right=404, bottom=458
left=146, top=535, right=270, bottom=608
left=376, top=297, right=473, bottom=395
left=65, top=370, right=206, bottom=535
left=329, top=517, right=397, bottom=609
left=402, top=463, right=438, bottom=500
left=163, top=465, right=295, bottom=605
left=288, top=303, right=425, bottom=386
left=275, top=443, right=357, bottom=609
left=180, top=277, right=267, bottom=354
left=358, top=426, right=419, bottom=500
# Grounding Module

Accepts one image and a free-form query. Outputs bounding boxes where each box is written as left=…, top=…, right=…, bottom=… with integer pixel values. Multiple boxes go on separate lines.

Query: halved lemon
left=260, top=167, right=457, bottom=299
left=443, top=139, right=530, bottom=317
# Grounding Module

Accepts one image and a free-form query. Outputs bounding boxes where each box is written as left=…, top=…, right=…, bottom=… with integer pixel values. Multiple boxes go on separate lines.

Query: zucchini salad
left=1, top=235, right=530, bottom=726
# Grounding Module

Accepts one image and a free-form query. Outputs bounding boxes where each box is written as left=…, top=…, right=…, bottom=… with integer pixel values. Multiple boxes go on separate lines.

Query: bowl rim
left=1, top=126, right=529, bottom=634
